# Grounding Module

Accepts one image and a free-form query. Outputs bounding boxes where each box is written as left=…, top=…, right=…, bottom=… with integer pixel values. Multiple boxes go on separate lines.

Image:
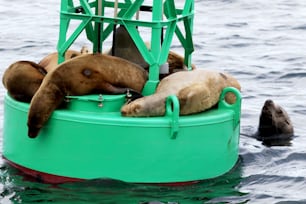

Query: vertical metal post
left=94, top=0, right=103, bottom=53
left=142, top=0, right=163, bottom=95
left=58, top=0, right=71, bottom=63
left=111, top=0, right=119, bottom=56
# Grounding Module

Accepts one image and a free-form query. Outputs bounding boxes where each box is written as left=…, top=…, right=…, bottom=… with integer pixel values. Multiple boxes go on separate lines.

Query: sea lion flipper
left=178, top=83, right=211, bottom=115
left=98, top=83, right=132, bottom=94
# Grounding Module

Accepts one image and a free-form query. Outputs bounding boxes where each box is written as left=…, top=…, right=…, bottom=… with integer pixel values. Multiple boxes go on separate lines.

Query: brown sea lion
left=27, top=54, right=148, bottom=138
left=121, top=69, right=241, bottom=117
left=256, top=99, right=294, bottom=146
left=108, top=25, right=195, bottom=78
left=2, top=61, right=47, bottom=102
left=38, top=46, right=89, bottom=72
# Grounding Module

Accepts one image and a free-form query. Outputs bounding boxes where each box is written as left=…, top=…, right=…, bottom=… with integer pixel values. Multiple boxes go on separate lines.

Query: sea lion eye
left=285, top=119, right=290, bottom=125
left=82, top=68, right=92, bottom=77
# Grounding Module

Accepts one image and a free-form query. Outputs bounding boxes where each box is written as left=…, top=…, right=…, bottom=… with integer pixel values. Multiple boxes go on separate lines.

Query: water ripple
left=279, top=72, right=306, bottom=79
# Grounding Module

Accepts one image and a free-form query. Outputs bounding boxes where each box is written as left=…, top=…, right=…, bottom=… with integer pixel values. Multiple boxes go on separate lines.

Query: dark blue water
left=1, top=0, right=306, bottom=203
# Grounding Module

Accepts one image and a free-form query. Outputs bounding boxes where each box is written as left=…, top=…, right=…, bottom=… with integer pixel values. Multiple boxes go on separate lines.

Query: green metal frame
left=58, top=0, right=194, bottom=95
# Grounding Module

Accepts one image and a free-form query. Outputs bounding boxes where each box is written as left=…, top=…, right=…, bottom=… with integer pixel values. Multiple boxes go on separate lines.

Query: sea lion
left=38, top=46, right=89, bottom=72
left=256, top=99, right=294, bottom=146
left=121, top=69, right=241, bottom=117
left=108, top=25, right=149, bottom=69
left=108, top=25, right=196, bottom=78
left=2, top=61, right=47, bottom=102
left=27, top=54, right=148, bottom=138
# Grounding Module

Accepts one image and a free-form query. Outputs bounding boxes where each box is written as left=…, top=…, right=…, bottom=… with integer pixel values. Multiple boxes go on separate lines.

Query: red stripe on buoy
left=3, top=156, right=83, bottom=184
left=3, top=156, right=200, bottom=186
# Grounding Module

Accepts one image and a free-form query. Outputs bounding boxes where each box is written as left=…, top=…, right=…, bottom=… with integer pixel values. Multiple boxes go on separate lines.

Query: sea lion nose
left=28, top=127, right=40, bottom=138
left=264, top=99, right=273, bottom=106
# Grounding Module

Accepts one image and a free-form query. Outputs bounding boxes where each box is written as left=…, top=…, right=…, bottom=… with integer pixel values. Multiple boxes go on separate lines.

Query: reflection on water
left=1, top=0, right=306, bottom=203
left=0, top=160, right=243, bottom=204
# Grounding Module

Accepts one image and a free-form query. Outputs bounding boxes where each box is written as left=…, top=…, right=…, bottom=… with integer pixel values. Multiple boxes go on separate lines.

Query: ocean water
left=1, top=0, right=306, bottom=203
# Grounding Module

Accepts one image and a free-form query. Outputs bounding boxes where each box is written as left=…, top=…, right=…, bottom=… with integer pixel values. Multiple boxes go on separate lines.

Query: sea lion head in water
left=2, top=61, right=47, bottom=102
left=257, top=99, right=294, bottom=145
left=27, top=54, right=148, bottom=138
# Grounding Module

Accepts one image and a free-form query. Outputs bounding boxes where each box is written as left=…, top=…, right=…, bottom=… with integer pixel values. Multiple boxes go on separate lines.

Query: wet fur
left=2, top=61, right=47, bottom=102
left=28, top=54, right=148, bottom=138
left=121, top=69, right=241, bottom=117
left=38, top=46, right=89, bottom=72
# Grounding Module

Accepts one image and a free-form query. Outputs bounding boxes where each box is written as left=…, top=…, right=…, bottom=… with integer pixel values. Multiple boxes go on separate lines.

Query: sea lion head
left=121, top=94, right=166, bottom=117
left=27, top=115, right=44, bottom=138
left=2, top=61, right=47, bottom=102
left=257, top=99, right=294, bottom=145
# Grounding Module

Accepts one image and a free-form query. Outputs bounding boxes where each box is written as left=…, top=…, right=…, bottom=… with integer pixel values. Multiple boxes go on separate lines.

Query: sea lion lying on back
left=27, top=54, right=148, bottom=138
left=38, top=46, right=89, bottom=72
left=256, top=99, right=294, bottom=146
left=2, top=61, right=47, bottom=102
left=121, top=69, right=241, bottom=117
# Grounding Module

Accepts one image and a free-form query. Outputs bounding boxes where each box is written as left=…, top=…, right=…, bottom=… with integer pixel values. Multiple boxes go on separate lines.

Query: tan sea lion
left=38, top=46, right=89, bottom=72
left=2, top=61, right=47, bottom=102
left=121, top=69, right=241, bottom=117
left=109, top=25, right=196, bottom=78
left=27, top=54, right=148, bottom=138
left=256, top=99, right=294, bottom=146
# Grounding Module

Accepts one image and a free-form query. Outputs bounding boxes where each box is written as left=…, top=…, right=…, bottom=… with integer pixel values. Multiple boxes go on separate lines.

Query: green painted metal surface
left=3, top=87, right=241, bottom=183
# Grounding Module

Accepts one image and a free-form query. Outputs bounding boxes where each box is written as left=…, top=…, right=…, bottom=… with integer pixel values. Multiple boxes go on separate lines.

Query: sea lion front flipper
left=177, top=83, right=212, bottom=115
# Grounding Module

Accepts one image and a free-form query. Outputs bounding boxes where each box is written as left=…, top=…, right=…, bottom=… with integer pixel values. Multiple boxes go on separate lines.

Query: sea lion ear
left=219, top=72, right=228, bottom=80
left=82, top=68, right=92, bottom=77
